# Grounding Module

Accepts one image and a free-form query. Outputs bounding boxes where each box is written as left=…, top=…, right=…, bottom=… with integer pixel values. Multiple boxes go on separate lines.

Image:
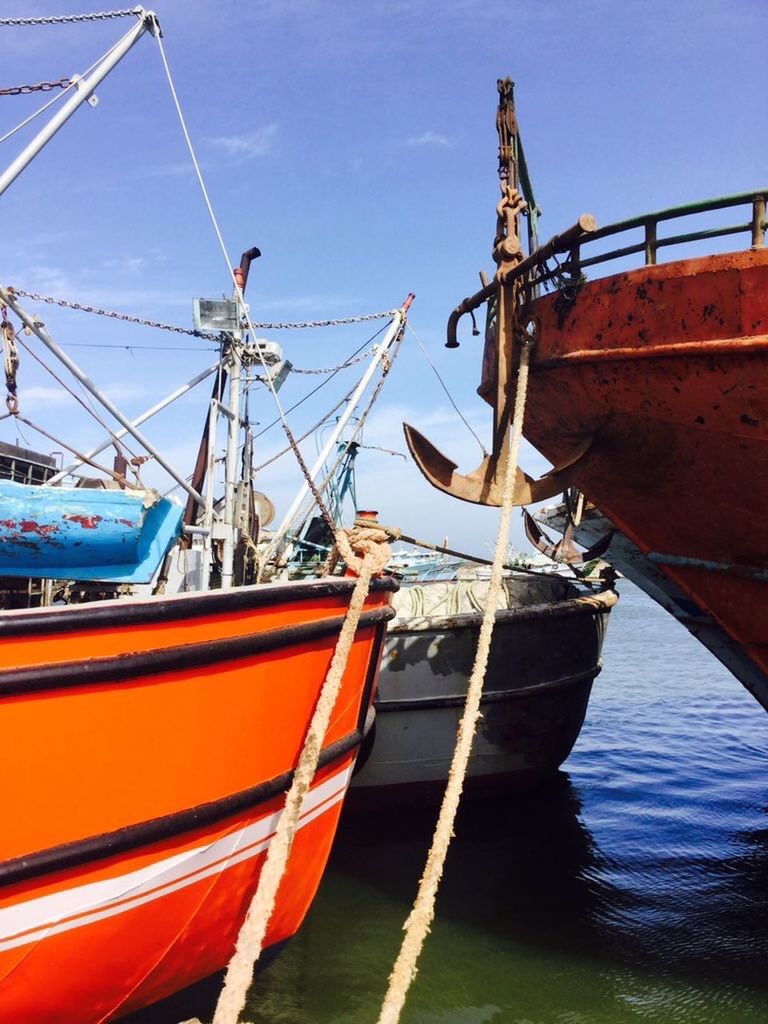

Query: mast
left=214, top=247, right=262, bottom=590
left=269, top=295, right=414, bottom=548
left=220, top=309, right=244, bottom=590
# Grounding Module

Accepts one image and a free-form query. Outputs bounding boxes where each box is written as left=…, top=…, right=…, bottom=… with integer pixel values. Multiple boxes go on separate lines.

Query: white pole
left=271, top=306, right=406, bottom=543
left=220, top=339, right=242, bottom=589
left=200, top=397, right=219, bottom=591
left=0, top=287, right=204, bottom=506
left=0, top=12, right=156, bottom=198
left=47, top=360, right=219, bottom=484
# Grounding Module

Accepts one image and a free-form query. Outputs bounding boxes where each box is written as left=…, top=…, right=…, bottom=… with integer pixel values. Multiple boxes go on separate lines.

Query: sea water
left=247, top=581, right=768, bottom=1023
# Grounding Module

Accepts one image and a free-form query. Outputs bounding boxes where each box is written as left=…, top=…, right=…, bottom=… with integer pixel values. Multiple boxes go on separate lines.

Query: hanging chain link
left=0, top=10, right=139, bottom=26
left=6, top=288, right=397, bottom=335
left=0, top=77, right=72, bottom=97
left=8, top=289, right=219, bottom=338
left=4, top=289, right=391, bottom=374
left=251, top=313, right=397, bottom=330
left=246, top=347, right=376, bottom=380
left=289, top=347, right=378, bottom=374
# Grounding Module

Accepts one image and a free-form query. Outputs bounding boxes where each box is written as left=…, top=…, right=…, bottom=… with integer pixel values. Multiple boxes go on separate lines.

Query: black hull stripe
left=0, top=574, right=398, bottom=639
left=0, top=606, right=394, bottom=698
left=375, top=665, right=600, bottom=712
left=0, top=729, right=363, bottom=890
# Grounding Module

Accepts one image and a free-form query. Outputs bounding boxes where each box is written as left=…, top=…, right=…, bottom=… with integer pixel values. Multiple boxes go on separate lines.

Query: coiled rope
left=375, top=318, right=534, bottom=1024
left=182, top=525, right=391, bottom=1024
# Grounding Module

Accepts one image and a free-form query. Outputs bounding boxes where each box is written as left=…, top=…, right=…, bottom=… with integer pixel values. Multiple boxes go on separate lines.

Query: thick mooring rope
left=375, top=329, right=534, bottom=1024
left=183, top=525, right=391, bottom=1024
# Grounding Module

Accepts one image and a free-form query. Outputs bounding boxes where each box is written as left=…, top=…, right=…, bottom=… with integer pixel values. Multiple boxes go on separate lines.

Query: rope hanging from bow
left=1, top=306, right=19, bottom=414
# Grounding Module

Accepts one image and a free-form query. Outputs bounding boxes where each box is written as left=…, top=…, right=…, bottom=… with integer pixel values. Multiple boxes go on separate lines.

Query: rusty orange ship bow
left=405, top=79, right=768, bottom=708
left=521, top=245, right=768, bottom=701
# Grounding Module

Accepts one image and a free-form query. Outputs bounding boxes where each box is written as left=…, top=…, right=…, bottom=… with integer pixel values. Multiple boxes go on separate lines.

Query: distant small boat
left=351, top=569, right=616, bottom=803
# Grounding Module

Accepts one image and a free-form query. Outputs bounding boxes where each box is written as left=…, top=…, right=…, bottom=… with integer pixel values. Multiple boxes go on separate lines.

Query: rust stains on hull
left=516, top=248, right=768, bottom=693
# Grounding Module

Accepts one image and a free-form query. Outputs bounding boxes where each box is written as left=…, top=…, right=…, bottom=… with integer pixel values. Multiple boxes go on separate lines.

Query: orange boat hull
left=519, top=248, right=768, bottom=700
left=0, top=577, right=394, bottom=1022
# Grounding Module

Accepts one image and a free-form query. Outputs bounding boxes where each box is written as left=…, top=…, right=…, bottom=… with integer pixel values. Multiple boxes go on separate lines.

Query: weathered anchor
left=404, top=78, right=597, bottom=509
left=522, top=489, right=615, bottom=566
left=404, top=211, right=598, bottom=508
left=403, top=424, right=594, bottom=508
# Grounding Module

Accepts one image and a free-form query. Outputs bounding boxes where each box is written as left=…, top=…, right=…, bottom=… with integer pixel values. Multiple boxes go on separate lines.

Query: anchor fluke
left=403, top=423, right=593, bottom=508
left=523, top=508, right=614, bottom=565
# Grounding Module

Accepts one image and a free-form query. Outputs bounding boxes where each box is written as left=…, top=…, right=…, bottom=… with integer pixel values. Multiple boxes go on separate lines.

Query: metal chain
left=7, top=288, right=397, bottom=336
left=0, top=10, right=139, bottom=26
left=7, top=289, right=219, bottom=338
left=0, top=77, right=72, bottom=97
left=290, top=347, right=377, bottom=374
left=251, top=313, right=397, bottom=330
left=6, top=288, right=388, bottom=375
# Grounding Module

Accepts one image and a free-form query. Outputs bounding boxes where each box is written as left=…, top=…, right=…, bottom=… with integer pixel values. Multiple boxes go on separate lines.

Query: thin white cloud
left=102, top=256, right=145, bottom=274
left=7, top=262, right=192, bottom=311
left=205, top=124, right=279, bottom=162
left=18, top=385, right=71, bottom=408
left=405, top=131, right=453, bottom=149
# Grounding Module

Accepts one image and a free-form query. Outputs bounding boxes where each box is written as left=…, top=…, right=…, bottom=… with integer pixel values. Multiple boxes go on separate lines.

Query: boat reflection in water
left=244, top=584, right=768, bottom=1024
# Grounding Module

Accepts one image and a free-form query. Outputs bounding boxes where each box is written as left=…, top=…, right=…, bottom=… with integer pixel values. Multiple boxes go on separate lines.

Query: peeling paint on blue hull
left=0, top=480, right=182, bottom=583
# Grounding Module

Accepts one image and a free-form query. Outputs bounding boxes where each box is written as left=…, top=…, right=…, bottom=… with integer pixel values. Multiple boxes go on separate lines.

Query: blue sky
left=0, top=0, right=764, bottom=555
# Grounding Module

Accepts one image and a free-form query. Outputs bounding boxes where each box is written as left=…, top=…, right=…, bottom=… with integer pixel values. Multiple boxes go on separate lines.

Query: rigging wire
left=406, top=322, right=488, bottom=458
left=160, top=357, right=370, bottom=499
left=0, top=34, right=129, bottom=145
left=251, top=383, right=360, bottom=474
left=153, top=29, right=399, bottom=533
left=0, top=85, right=70, bottom=145
left=12, top=413, right=135, bottom=486
left=15, top=333, right=141, bottom=465
left=253, top=325, right=387, bottom=440
left=64, top=342, right=219, bottom=352
left=46, top=338, right=378, bottom=376
left=277, top=330, right=406, bottom=549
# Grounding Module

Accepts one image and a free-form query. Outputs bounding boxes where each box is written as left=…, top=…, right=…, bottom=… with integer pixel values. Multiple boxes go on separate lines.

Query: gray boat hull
left=352, top=581, right=615, bottom=802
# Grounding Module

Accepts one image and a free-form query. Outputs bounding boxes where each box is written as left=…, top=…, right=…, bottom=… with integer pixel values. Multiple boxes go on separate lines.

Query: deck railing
left=538, top=189, right=767, bottom=286
left=446, top=189, right=767, bottom=347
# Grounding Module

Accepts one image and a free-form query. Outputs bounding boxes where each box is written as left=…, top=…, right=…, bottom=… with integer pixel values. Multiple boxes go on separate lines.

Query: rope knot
left=332, top=524, right=391, bottom=578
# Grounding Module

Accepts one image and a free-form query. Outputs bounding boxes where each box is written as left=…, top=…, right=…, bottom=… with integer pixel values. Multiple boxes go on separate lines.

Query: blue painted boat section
left=0, top=481, right=183, bottom=583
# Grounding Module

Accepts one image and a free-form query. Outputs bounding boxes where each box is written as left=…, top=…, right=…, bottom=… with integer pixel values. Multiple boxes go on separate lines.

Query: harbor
left=253, top=582, right=768, bottom=1024
left=0, top=2, right=766, bottom=1022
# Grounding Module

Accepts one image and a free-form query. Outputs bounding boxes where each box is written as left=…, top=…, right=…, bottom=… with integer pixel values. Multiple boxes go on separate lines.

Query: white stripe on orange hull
left=0, top=763, right=353, bottom=1024
left=1, top=766, right=351, bottom=954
